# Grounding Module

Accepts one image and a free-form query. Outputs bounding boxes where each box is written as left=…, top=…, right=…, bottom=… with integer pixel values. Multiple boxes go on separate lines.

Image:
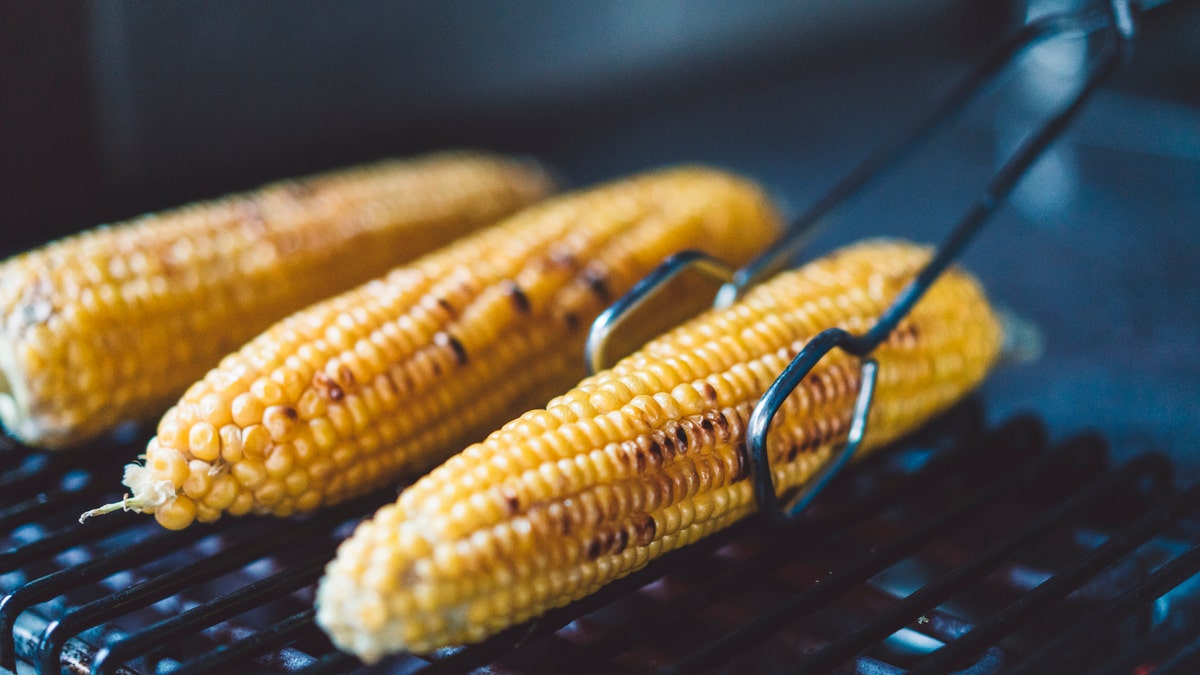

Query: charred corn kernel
left=0, top=152, right=555, bottom=448
left=314, top=240, right=1004, bottom=660
left=85, top=167, right=783, bottom=529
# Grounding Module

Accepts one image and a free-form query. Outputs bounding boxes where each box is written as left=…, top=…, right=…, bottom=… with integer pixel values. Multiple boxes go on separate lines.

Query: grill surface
left=4, top=401, right=1200, bottom=674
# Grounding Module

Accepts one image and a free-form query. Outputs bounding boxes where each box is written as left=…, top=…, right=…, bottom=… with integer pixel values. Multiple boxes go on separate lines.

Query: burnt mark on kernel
left=629, top=441, right=648, bottom=474
left=497, top=484, right=521, bottom=514
left=809, top=373, right=829, bottom=406
left=710, top=410, right=732, bottom=442
left=282, top=406, right=299, bottom=420
left=702, top=382, right=719, bottom=406
left=562, top=311, right=580, bottom=331
left=380, top=369, right=401, bottom=397
left=646, top=437, right=665, bottom=466
left=582, top=266, right=611, bottom=302
left=586, top=536, right=604, bottom=560
left=730, top=444, right=750, bottom=482
left=634, top=514, right=657, bottom=546
left=337, top=364, right=356, bottom=387
left=434, top=331, right=468, bottom=365
left=314, top=371, right=345, bottom=402
left=673, top=424, right=689, bottom=449
left=501, top=280, right=531, bottom=314
left=612, top=528, right=630, bottom=554
left=435, top=296, right=458, bottom=318
left=585, top=528, right=629, bottom=559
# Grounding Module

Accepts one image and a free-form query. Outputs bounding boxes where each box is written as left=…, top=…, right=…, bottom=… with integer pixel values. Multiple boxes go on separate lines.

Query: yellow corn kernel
left=314, top=240, right=1003, bottom=660
left=87, top=167, right=783, bottom=530
left=0, top=152, right=556, bottom=448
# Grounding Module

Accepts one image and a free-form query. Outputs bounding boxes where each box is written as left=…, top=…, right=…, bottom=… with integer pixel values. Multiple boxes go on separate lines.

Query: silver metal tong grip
left=587, top=0, right=1139, bottom=525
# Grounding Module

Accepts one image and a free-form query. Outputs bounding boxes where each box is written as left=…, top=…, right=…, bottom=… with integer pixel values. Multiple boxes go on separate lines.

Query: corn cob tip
left=315, top=512, right=445, bottom=662
left=0, top=341, right=47, bottom=445
left=80, top=460, right=191, bottom=529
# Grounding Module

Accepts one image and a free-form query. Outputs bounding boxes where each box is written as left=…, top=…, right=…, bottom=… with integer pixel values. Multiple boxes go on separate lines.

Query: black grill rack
left=4, top=401, right=1200, bottom=674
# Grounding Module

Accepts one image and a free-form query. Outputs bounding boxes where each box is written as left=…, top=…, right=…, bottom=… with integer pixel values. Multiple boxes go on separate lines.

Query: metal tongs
left=586, top=0, right=1140, bottom=524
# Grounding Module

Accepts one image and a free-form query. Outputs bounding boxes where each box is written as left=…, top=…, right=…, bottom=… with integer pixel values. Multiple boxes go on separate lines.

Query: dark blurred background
left=1, top=0, right=1199, bottom=463
left=3, top=1, right=1194, bottom=248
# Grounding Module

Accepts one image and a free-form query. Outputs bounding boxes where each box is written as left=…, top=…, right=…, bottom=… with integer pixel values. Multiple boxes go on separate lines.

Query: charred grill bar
left=4, top=401, right=1200, bottom=673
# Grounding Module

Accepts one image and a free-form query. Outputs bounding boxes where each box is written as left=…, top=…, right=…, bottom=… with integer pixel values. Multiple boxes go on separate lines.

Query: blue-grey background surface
left=3, top=1, right=1198, bottom=468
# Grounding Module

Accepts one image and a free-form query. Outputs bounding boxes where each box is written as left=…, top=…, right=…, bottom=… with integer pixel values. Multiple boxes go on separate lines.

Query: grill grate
left=4, top=401, right=1200, bottom=674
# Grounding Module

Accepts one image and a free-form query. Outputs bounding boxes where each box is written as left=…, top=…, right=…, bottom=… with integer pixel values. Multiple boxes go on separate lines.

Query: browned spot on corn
left=582, top=267, right=611, bottom=303
left=497, top=484, right=521, bottom=514
left=634, top=513, right=657, bottom=546
left=435, top=297, right=457, bottom=319
left=314, top=371, right=345, bottom=402
left=434, top=332, right=468, bottom=366
left=501, top=280, right=530, bottom=315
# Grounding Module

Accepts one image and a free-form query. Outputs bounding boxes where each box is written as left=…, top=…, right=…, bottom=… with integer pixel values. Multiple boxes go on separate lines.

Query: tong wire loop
left=585, top=251, right=734, bottom=376
left=752, top=0, right=1135, bottom=524
left=585, top=0, right=1138, bottom=524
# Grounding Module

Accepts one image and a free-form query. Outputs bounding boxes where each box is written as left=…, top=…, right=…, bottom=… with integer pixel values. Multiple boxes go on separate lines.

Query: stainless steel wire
left=585, top=0, right=1139, bottom=524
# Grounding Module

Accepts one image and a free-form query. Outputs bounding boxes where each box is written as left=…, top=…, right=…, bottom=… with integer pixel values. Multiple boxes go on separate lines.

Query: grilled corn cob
left=85, top=167, right=784, bottom=530
left=315, top=240, right=1003, bottom=660
left=0, top=152, right=556, bottom=448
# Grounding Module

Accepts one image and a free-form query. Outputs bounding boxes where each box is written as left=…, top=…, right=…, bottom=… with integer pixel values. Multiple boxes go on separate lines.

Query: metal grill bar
left=910, top=477, right=1199, bottom=673
left=35, top=500, right=380, bottom=674
left=295, top=651, right=359, bottom=675
left=0, top=452, right=107, bottom=508
left=0, top=444, right=24, bottom=471
left=792, top=450, right=1167, bottom=673
left=168, top=608, right=320, bottom=675
left=92, top=556, right=328, bottom=675
left=658, top=430, right=1102, bottom=673
left=0, top=515, right=130, bottom=575
left=1010, top=540, right=1200, bottom=673
left=0, top=527, right=196, bottom=669
left=0, top=478, right=103, bottom=530
left=0, top=454, right=54, bottom=505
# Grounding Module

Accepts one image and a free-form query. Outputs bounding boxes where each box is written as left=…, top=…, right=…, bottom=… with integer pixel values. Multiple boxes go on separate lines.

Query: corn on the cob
left=84, top=167, right=784, bottom=530
left=0, top=152, right=556, bottom=448
left=314, top=240, right=1003, bottom=661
